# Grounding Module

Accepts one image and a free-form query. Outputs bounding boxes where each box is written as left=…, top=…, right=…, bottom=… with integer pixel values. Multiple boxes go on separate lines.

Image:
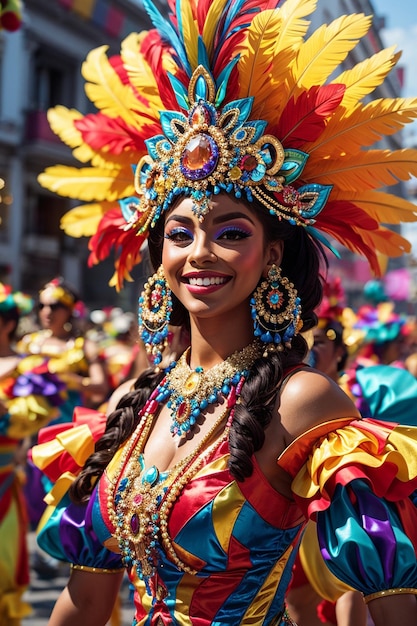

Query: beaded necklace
left=155, top=338, right=262, bottom=436
left=107, top=353, right=252, bottom=597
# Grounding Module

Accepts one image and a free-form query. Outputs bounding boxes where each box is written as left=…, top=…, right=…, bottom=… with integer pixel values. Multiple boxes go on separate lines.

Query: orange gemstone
left=191, top=105, right=211, bottom=126
left=183, top=135, right=213, bottom=171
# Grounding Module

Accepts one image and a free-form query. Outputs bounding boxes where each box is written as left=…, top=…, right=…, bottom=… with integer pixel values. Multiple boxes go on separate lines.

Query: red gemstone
left=151, top=291, right=162, bottom=305
left=177, top=401, right=191, bottom=423
left=241, top=155, right=258, bottom=172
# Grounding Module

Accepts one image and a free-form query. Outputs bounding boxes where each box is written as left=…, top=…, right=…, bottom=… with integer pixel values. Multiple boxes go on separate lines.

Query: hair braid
left=70, top=368, right=164, bottom=503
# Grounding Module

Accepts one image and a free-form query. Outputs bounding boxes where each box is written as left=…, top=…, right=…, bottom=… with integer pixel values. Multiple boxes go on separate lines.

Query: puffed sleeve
left=31, top=407, right=123, bottom=572
left=278, top=417, right=417, bottom=598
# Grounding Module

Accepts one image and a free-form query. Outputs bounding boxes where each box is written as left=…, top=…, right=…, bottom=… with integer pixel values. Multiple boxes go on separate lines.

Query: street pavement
left=22, top=532, right=134, bottom=626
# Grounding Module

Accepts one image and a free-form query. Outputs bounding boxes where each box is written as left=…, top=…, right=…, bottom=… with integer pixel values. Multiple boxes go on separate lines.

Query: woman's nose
left=189, top=233, right=217, bottom=265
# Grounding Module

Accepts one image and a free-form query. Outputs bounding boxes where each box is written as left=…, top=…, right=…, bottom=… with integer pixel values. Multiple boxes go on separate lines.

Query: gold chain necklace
left=154, top=339, right=262, bottom=436
left=108, top=399, right=233, bottom=595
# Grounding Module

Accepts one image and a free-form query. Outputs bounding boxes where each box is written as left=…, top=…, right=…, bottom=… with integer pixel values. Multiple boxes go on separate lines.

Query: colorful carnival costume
left=32, top=388, right=417, bottom=625
left=290, top=363, right=417, bottom=625
left=0, top=354, right=66, bottom=626
left=17, top=330, right=90, bottom=424
left=31, top=0, right=417, bottom=623
left=17, top=328, right=92, bottom=527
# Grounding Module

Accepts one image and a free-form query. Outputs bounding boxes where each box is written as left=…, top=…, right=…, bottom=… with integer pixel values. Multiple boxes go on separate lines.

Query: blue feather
left=306, top=226, right=341, bottom=258
left=215, top=56, right=239, bottom=106
left=197, top=36, right=210, bottom=70
left=142, top=0, right=191, bottom=75
left=167, top=72, right=189, bottom=110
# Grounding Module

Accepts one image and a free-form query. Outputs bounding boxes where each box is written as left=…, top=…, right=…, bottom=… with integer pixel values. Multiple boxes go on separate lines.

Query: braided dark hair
left=70, top=196, right=325, bottom=501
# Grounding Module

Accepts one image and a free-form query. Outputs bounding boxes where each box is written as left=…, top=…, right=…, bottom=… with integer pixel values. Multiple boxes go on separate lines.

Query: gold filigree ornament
left=108, top=394, right=233, bottom=597
left=122, top=65, right=332, bottom=234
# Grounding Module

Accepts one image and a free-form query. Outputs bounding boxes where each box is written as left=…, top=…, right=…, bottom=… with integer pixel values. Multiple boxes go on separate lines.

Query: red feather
left=88, top=208, right=147, bottom=289
left=271, top=85, right=346, bottom=148
left=140, top=30, right=185, bottom=111
left=109, top=54, right=130, bottom=87
left=318, top=200, right=378, bottom=232
left=316, top=201, right=381, bottom=274
left=74, top=113, right=160, bottom=155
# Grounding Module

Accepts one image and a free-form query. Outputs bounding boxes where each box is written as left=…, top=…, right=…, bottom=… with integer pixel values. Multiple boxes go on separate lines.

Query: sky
left=371, top=1, right=417, bottom=255
left=372, top=0, right=417, bottom=146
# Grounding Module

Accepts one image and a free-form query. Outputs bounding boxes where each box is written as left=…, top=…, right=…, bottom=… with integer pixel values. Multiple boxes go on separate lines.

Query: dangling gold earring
left=250, top=264, right=302, bottom=355
left=138, top=265, right=173, bottom=367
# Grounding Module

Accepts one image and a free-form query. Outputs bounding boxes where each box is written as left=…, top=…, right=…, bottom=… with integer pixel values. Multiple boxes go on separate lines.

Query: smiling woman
left=28, top=1, right=417, bottom=625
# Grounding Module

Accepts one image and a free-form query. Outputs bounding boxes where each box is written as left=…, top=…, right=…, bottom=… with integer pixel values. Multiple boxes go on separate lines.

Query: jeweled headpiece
left=38, top=0, right=417, bottom=290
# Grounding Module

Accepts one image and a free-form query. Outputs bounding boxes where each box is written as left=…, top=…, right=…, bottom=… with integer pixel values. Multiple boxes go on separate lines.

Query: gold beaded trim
left=107, top=394, right=233, bottom=579
left=70, top=564, right=124, bottom=574
left=363, top=588, right=417, bottom=604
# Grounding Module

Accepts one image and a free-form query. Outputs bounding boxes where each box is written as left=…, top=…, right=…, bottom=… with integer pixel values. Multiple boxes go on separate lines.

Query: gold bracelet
left=364, top=588, right=417, bottom=604
left=70, top=563, right=123, bottom=575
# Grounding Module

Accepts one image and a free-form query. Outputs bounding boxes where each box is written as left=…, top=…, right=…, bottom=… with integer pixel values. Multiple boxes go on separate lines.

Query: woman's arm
left=367, top=593, right=417, bottom=626
left=48, top=569, right=124, bottom=626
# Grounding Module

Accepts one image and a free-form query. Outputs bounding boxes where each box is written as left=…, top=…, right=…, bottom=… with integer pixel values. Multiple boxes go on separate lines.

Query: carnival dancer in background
left=349, top=279, right=409, bottom=368
left=0, top=283, right=66, bottom=625
left=89, top=307, right=149, bottom=400
left=17, top=277, right=108, bottom=576
left=28, top=0, right=417, bottom=624
left=18, top=277, right=108, bottom=414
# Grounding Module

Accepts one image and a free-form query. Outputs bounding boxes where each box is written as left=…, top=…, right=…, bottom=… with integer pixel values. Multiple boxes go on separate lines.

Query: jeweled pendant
left=177, top=399, right=191, bottom=424
left=183, top=370, right=202, bottom=396
left=180, top=133, right=219, bottom=180
left=130, top=513, right=140, bottom=535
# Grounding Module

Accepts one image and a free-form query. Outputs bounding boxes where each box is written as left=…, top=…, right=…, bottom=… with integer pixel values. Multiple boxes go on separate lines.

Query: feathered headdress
left=0, top=283, right=33, bottom=315
left=316, top=276, right=345, bottom=326
left=38, top=0, right=417, bottom=290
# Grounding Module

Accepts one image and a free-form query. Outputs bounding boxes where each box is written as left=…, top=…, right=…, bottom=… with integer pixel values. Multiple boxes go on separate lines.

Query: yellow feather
left=332, top=47, right=401, bottom=109
left=60, top=203, right=113, bottom=238
left=306, top=148, right=417, bottom=191
left=256, top=0, right=318, bottom=121
left=307, top=97, right=417, bottom=157
left=238, top=11, right=284, bottom=101
left=202, top=0, right=229, bottom=58
left=38, top=165, right=135, bottom=202
left=82, top=46, right=152, bottom=129
left=179, top=0, right=199, bottom=70
left=331, top=190, right=417, bottom=224
left=293, top=13, right=372, bottom=90
left=120, top=33, right=164, bottom=112
left=47, top=106, right=83, bottom=149
left=276, top=0, right=317, bottom=52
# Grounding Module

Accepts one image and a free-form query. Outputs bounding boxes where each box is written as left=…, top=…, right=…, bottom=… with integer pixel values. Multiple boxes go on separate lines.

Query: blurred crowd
left=1, top=273, right=417, bottom=626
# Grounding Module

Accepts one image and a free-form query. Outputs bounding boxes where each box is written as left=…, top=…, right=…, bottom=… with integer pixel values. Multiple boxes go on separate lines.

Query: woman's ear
left=264, top=240, right=284, bottom=274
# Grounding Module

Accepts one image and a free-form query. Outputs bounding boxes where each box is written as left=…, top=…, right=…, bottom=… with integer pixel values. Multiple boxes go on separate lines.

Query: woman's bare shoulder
left=279, top=367, right=360, bottom=441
